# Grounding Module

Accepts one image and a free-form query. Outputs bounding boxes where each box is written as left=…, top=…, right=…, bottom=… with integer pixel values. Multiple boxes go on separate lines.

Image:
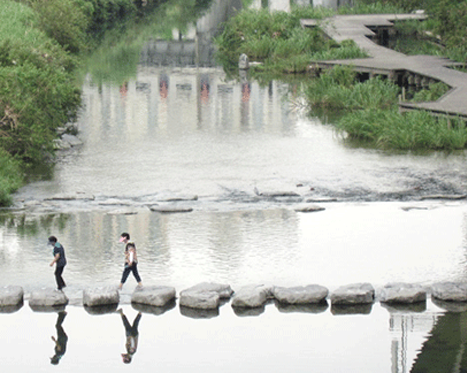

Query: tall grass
left=337, top=109, right=467, bottom=150
left=304, top=66, right=399, bottom=110
left=410, top=82, right=451, bottom=102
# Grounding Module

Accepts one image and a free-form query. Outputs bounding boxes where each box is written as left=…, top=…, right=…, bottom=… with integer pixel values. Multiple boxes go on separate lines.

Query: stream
left=2, top=0, right=467, bottom=372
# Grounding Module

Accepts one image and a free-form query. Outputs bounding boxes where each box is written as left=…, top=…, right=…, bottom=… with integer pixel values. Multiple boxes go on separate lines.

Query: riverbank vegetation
left=215, top=0, right=467, bottom=151
left=214, top=7, right=367, bottom=76
left=0, top=0, right=168, bottom=206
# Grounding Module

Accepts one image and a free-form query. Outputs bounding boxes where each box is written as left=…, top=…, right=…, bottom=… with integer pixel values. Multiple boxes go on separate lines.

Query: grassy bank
left=0, top=0, right=157, bottom=206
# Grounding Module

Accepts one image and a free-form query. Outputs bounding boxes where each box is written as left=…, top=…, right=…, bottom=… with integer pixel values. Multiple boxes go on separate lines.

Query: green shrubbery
left=304, top=66, right=399, bottom=111
left=214, top=8, right=367, bottom=74
left=0, top=0, right=146, bottom=206
left=0, top=149, right=22, bottom=206
left=338, top=109, right=467, bottom=151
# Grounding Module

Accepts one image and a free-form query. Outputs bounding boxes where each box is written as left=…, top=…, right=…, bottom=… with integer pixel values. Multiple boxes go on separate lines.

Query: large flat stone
left=431, top=282, right=467, bottom=302
left=131, top=286, right=176, bottom=307
left=231, top=284, right=274, bottom=308
left=273, top=285, right=328, bottom=304
left=83, top=286, right=119, bottom=307
left=29, top=288, right=68, bottom=308
left=179, top=282, right=234, bottom=310
left=179, top=291, right=220, bottom=310
left=379, top=283, right=426, bottom=304
left=330, top=283, right=375, bottom=305
left=180, top=282, right=234, bottom=299
left=0, top=285, right=24, bottom=307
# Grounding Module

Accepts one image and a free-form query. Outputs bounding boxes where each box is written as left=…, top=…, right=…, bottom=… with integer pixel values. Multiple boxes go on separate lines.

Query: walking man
left=49, top=236, right=67, bottom=290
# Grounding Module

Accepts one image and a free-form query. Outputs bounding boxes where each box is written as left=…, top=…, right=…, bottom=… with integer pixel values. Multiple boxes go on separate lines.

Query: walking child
left=118, top=233, right=142, bottom=289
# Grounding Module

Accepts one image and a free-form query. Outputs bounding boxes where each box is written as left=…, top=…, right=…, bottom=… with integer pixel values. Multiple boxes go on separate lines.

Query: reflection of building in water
left=139, top=0, right=242, bottom=68
left=389, top=312, right=438, bottom=373
left=121, top=67, right=291, bottom=135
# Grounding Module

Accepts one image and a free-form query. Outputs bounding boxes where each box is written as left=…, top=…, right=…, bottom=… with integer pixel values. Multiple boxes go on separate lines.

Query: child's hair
left=125, top=242, right=136, bottom=251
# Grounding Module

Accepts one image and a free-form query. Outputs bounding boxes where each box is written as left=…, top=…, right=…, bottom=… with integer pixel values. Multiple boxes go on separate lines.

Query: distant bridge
left=302, top=14, right=467, bottom=118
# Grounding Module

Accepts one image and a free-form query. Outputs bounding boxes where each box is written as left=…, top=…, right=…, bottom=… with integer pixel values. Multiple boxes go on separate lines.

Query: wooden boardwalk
left=302, top=14, right=467, bottom=118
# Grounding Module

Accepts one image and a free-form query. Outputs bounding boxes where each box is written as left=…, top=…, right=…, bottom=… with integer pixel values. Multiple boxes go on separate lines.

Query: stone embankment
left=2, top=281, right=467, bottom=316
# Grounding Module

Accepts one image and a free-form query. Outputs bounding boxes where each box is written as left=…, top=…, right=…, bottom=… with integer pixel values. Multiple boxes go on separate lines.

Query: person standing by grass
left=48, top=236, right=67, bottom=291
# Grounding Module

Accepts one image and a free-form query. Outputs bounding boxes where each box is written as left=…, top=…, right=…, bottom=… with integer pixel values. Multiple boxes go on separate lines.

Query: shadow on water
left=411, top=310, right=467, bottom=373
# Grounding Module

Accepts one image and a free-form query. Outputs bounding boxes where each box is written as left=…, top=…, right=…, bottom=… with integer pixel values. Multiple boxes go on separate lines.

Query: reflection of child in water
left=118, top=309, right=142, bottom=364
left=50, top=311, right=68, bottom=365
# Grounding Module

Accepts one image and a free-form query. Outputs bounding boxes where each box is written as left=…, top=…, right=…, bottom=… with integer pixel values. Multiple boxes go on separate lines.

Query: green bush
left=0, top=149, right=22, bottom=206
left=29, top=0, right=90, bottom=53
left=0, top=2, right=81, bottom=162
left=304, top=67, right=399, bottom=110
left=337, top=109, right=467, bottom=150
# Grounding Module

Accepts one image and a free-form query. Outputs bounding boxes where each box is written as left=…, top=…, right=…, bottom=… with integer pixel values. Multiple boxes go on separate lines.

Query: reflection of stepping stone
left=29, top=288, right=68, bottom=308
left=0, top=285, right=24, bottom=307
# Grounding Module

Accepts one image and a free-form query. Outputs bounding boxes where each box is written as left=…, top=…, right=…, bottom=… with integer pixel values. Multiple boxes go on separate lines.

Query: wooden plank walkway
left=302, top=14, right=467, bottom=118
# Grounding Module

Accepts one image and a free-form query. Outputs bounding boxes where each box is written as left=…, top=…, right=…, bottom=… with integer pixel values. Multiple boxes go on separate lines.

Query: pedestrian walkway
left=302, top=14, right=467, bottom=118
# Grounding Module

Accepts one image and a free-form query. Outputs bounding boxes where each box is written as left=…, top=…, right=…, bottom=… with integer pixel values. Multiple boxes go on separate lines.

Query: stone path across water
left=2, top=282, right=467, bottom=316
left=302, top=14, right=467, bottom=118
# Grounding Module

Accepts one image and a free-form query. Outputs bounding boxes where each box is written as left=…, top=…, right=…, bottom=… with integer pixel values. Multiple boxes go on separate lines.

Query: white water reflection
left=0, top=301, right=448, bottom=373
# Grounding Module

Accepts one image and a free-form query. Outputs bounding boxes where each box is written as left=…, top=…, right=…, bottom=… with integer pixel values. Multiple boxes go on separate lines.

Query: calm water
left=2, top=0, right=467, bottom=371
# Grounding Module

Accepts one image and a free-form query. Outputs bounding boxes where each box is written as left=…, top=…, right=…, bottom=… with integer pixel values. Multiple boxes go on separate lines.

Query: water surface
left=3, top=0, right=467, bottom=372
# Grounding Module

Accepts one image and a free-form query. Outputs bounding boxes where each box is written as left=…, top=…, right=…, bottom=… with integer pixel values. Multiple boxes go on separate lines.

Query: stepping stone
left=83, top=286, right=119, bottom=307
left=179, top=291, right=220, bottom=310
left=330, top=283, right=375, bottom=305
left=273, top=285, right=328, bottom=304
left=181, top=282, right=233, bottom=299
left=379, top=283, right=426, bottom=304
left=179, top=282, right=234, bottom=310
left=149, top=205, right=193, bottom=213
left=29, top=288, right=68, bottom=308
left=131, top=286, right=176, bottom=307
left=431, top=282, right=467, bottom=302
left=231, top=284, right=274, bottom=308
left=0, top=286, right=23, bottom=307
left=294, top=205, right=325, bottom=213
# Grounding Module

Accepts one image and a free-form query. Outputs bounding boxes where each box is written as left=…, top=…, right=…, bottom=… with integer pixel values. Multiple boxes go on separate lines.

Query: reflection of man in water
left=200, top=75, right=210, bottom=104
left=118, top=309, right=142, bottom=364
left=159, top=74, right=169, bottom=99
left=50, top=311, right=68, bottom=365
